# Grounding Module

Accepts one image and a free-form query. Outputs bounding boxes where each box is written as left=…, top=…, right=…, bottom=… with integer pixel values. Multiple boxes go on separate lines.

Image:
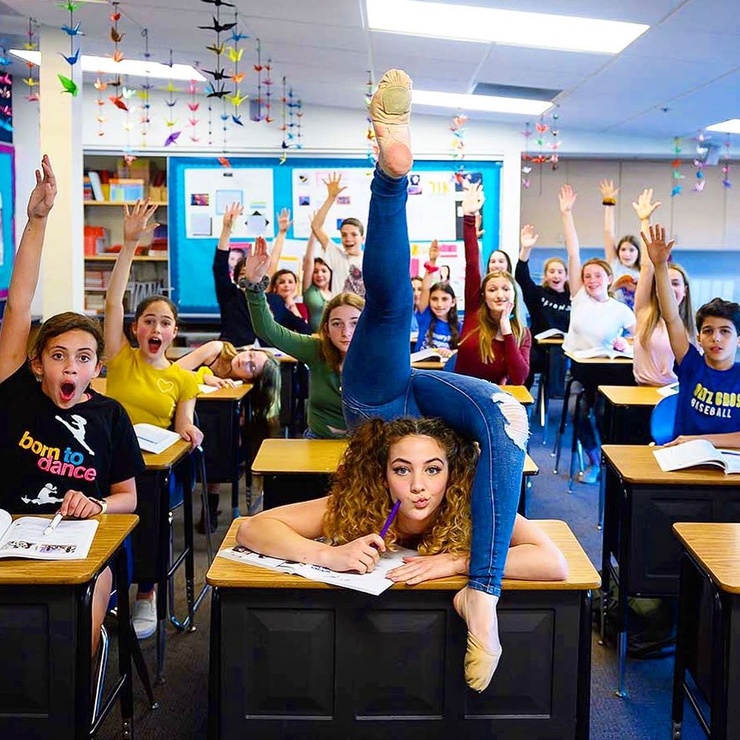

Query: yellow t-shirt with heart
left=105, top=343, right=199, bottom=428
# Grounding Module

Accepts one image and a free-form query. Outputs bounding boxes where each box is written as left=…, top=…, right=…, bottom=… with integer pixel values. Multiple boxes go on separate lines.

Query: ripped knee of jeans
left=493, top=393, right=529, bottom=451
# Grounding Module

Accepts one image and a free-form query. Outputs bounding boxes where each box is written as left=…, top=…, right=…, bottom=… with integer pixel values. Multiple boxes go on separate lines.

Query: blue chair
left=650, top=393, right=678, bottom=445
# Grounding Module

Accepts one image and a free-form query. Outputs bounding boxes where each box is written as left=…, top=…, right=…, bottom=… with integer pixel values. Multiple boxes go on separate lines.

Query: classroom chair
left=552, top=374, right=586, bottom=491
left=650, top=393, right=678, bottom=445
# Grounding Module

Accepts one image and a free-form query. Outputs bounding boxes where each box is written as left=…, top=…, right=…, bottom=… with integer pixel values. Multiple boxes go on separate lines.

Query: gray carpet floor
left=96, top=404, right=709, bottom=739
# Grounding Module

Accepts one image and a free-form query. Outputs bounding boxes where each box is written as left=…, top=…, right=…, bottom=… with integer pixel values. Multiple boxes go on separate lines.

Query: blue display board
left=0, top=144, right=15, bottom=296
left=168, top=156, right=501, bottom=314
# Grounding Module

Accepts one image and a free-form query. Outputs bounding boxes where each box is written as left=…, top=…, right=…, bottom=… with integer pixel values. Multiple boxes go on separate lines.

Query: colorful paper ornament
left=722, top=135, right=732, bottom=189
left=23, top=18, right=40, bottom=103
left=58, top=2, right=80, bottom=95
left=450, top=113, right=468, bottom=160
left=671, top=138, right=683, bottom=196
left=200, top=0, right=234, bottom=103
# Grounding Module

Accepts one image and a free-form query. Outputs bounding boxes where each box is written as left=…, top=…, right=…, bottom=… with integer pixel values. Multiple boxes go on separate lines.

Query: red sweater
left=455, top=215, right=531, bottom=385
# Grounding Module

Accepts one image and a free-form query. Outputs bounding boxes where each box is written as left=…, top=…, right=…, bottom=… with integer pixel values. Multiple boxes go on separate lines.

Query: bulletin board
left=168, top=156, right=501, bottom=314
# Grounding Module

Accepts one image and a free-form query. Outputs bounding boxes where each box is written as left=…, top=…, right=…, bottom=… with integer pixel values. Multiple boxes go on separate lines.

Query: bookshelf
left=83, top=153, right=170, bottom=314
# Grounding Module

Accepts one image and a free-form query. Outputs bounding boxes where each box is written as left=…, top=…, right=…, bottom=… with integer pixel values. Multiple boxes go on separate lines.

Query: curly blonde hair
left=323, top=417, right=477, bottom=555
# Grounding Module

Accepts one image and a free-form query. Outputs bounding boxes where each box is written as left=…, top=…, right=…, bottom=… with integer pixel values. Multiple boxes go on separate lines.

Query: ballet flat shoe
left=464, top=631, right=502, bottom=693
left=369, top=69, right=412, bottom=126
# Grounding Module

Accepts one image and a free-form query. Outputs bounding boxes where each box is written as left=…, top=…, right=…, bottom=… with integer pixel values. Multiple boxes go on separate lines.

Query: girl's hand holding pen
left=322, top=535, right=386, bottom=573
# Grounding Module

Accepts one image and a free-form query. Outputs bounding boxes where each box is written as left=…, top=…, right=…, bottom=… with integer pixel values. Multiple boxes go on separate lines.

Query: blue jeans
left=342, top=168, right=527, bottom=597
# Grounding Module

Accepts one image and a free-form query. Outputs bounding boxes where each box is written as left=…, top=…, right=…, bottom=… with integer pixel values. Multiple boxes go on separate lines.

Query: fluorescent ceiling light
left=706, top=119, right=740, bottom=134
left=9, top=49, right=205, bottom=82
left=367, top=0, right=649, bottom=54
left=413, top=89, right=552, bottom=115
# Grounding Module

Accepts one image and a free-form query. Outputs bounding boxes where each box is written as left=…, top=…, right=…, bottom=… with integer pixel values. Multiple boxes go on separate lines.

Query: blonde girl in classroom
left=104, top=199, right=203, bottom=639
left=630, top=188, right=696, bottom=386
left=0, top=156, right=143, bottom=653
left=455, top=182, right=531, bottom=385
left=240, top=236, right=364, bottom=439
left=414, top=240, right=461, bottom=354
left=560, top=184, right=636, bottom=484
left=599, top=178, right=642, bottom=308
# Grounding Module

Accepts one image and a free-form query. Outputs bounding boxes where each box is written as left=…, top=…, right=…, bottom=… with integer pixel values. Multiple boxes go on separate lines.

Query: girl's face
left=31, top=329, right=102, bottom=409
left=487, top=251, right=509, bottom=273
left=133, top=300, right=178, bottom=360
left=544, top=261, right=567, bottom=292
left=668, top=268, right=687, bottom=306
left=275, top=273, right=297, bottom=300
left=618, top=241, right=639, bottom=268
left=429, top=288, right=455, bottom=320
left=582, top=264, right=611, bottom=300
left=326, top=304, right=361, bottom=354
left=228, top=249, right=243, bottom=272
left=386, top=434, right=449, bottom=534
left=313, top=263, right=331, bottom=289
left=411, top=279, right=423, bottom=308
left=230, top=349, right=267, bottom=381
left=484, top=275, right=515, bottom=313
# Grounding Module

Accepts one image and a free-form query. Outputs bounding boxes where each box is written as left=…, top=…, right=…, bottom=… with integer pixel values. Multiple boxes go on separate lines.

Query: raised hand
left=641, top=224, right=674, bottom=266
left=240, top=235, right=271, bottom=283
left=632, top=188, right=662, bottom=222
left=475, top=212, right=485, bottom=239
left=558, top=184, right=577, bottom=214
left=462, top=181, right=485, bottom=216
left=428, top=239, right=439, bottom=263
left=322, top=172, right=347, bottom=199
left=520, top=224, right=539, bottom=250
left=599, top=179, right=619, bottom=200
left=277, top=207, right=292, bottom=234
left=222, top=201, right=244, bottom=231
left=27, top=155, right=57, bottom=220
left=123, top=199, right=159, bottom=244
left=322, top=534, right=386, bottom=573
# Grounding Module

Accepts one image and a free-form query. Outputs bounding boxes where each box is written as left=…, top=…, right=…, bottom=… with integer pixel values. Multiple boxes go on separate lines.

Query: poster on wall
left=291, top=168, right=464, bottom=243
left=184, top=167, right=274, bottom=239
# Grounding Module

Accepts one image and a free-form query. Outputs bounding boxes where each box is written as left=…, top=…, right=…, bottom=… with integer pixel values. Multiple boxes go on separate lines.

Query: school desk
left=194, top=384, right=253, bottom=518
left=135, top=438, right=202, bottom=684
left=0, top=514, right=138, bottom=739
left=252, top=438, right=539, bottom=515
left=600, top=444, right=740, bottom=698
left=598, top=384, right=665, bottom=445
left=206, top=518, right=598, bottom=739
left=672, top=523, right=740, bottom=740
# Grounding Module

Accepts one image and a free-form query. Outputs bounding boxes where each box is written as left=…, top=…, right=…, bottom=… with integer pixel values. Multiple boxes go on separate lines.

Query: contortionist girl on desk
left=239, top=68, right=568, bottom=694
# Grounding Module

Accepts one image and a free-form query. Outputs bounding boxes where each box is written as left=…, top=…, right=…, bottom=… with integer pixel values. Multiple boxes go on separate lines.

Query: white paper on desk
left=134, top=423, right=182, bottom=454
left=0, top=510, right=98, bottom=560
left=197, top=384, right=220, bottom=394
left=571, top=345, right=634, bottom=360
left=656, top=382, right=679, bottom=397
left=653, top=439, right=740, bottom=474
left=534, top=328, right=565, bottom=341
left=217, top=545, right=418, bottom=595
left=410, top=349, right=456, bottom=364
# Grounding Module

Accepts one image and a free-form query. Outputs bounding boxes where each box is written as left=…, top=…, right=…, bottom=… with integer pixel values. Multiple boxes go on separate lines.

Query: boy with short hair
left=310, top=173, right=365, bottom=297
left=644, top=224, right=740, bottom=446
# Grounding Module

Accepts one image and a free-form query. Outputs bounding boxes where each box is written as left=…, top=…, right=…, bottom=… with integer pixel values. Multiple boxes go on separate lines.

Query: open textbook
left=410, top=349, right=455, bottom=364
left=571, top=344, right=634, bottom=360
left=217, top=544, right=418, bottom=596
left=534, top=328, right=566, bottom=341
left=0, top=509, right=99, bottom=560
left=134, top=423, right=182, bottom=454
left=653, top=439, right=740, bottom=474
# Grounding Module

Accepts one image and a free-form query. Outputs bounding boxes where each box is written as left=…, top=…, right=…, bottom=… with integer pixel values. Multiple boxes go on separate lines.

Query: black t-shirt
left=213, top=249, right=258, bottom=347
left=514, top=259, right=571, bottom=335
left=0, top=364, right=145, bottom=514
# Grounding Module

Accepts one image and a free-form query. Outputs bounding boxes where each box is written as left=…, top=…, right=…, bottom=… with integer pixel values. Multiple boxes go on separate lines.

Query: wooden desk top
left=165, top=346, right=191, bottom=360
left=536, top=336, right=565, bottom=346
left=142, top=438, right=191, bottom=471
left=598, top=385, right=665, bottom=407
left=252, top=438, right=538, bottom=477
left=207, top=518, right=599, bottom=591
left=565, top=351, right=633, bottom=366
left=92, top=377, right=251, bottom=402
left=673, top=523, right=740, bottom=593
left=602, top=444, right=740, bottom=487
left=0, top=514, right=138, bottom=585
left=412, top=359, right=448, bottom=370
left=504, top=385, right=534, bottom=405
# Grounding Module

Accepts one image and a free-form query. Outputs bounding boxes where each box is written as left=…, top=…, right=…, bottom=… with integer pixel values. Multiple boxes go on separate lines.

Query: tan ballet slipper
left=464, top=631, right=502, bottom=693
left=369, top=69, right=413, bottom=178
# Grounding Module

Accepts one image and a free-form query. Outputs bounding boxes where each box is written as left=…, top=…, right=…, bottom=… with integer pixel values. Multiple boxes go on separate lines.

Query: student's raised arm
left=267, top=208, right=292, bottom=278
left=418, top=239, right=439, bottom=314
left=632, top=188, right=662, bottom=317
left=0, top=155, right=56, bottom=383
left=104, top=200, right=159, bottom=360
left=599, top=179, right=619, bottom=264
left=216, top=202, right=244, bottom=254
left=310, top=172, right=346, bottom=250
left=237, top=497, right=385, bottom=572
left=302, top=231, right=318, bottom=293
left=504, top=514, right=568, bottom=580
left=462, top=182, right=485, bottom=310
left=559, top=185, right=582, bottom=295
left=642, top=224, right=690, bottom=364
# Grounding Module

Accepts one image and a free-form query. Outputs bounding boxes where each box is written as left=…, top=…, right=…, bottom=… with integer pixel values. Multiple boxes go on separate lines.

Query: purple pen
left=379, top=500, right=401, bottom=539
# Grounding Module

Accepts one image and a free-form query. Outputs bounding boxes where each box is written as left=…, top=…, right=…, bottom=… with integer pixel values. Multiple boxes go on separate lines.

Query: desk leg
left=711, top=589, right=728, bottom=739
left=615, top=478, right=632, bottom=698
left=230, top=399, right=242, bottom=519
left=74, top=580, right=95, bottom=737
left=116, top=547, right=134, bottom=738
left=208, top=588, right=222, bottom=740
left=672, top=553, right=695, bottom=739
left=156, top=469, right=169, bottom=685
left=576, top=589, right=593, bottom=740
